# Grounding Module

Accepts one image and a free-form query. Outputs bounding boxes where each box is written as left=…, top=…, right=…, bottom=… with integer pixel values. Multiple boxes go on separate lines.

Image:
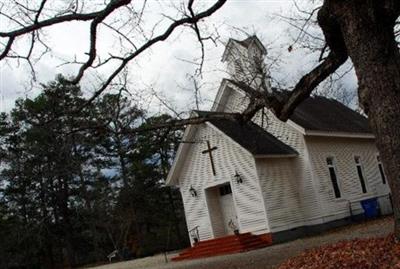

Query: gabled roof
left=213, top=79, right=372, bottom=135
left=195, top=111, right=297, bottom=156
left=289, top=95, right=370, bottom=134
left=165, top=110, right=297, bottom=186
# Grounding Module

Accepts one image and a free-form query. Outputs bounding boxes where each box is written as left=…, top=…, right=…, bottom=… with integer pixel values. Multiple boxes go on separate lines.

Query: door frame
left=204, top=180, right=242, bottom=237
left=218, top=183, right=238, bottom=234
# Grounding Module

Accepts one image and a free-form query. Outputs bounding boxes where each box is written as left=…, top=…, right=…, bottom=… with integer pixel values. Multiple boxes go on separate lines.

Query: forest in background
left=0, top=75, right=189, bottom=269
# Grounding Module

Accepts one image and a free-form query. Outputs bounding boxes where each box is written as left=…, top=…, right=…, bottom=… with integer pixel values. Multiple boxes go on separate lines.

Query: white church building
left=166, top=36, right=392, bottom=247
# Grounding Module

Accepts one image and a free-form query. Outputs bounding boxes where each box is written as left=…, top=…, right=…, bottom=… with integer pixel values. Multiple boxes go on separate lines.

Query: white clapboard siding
left=178, top=123, right=269, bottom=244
left=306, top=136, right=391, bottom=220
left=208, top=77, right=388, bottom=233
left=179, top=126, right=213, bottom=243
left=174, top=35, right=392, bottom=243
left=225, top=40, right=254, bottom=82
left=217, top=85, right=322, bottom=232
left=223, top=87, right=250, bottom=113
left=252, top=110, right=321, bottom=231
left=256, top=158, right=304, bottom=231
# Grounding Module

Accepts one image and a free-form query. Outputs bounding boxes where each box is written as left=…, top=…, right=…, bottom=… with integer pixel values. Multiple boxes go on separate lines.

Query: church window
left=219, top=184, right=232, bottom=196
left=377, top=155, right=387, bottom=184
left=234, top=59, right=244, bottom=75
left=354, top=156, right=367, bottom=193
left=326, top=157, right=341, bottom=198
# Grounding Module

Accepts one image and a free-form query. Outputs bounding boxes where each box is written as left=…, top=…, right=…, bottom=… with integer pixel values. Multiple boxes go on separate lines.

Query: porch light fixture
left=189, top=185, right=198, bottom=197
left=234, top=171, right=243, bottom=184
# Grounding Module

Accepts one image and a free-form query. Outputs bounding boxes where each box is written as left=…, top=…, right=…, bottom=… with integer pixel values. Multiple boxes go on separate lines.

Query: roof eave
left=248, top=37, right=267, bottom=55
left=206, top=121, right=298, bottom=158
left=221, top=39, right=237, bottom=62
left=254, top=153, right=298, bottom=158
left=304, top=130, right=375, bottom=139
left=211, top=79, right=231, bottom=111
left=165, top=118, right=198, bottom=186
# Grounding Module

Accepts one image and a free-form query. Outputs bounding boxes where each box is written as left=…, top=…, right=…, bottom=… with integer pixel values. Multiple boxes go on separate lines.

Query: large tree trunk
left=331, top=1, right=400, bottom=237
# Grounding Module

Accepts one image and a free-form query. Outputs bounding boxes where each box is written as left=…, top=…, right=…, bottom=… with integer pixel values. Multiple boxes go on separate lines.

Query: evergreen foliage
left=0, top=76, right=188, bottom=268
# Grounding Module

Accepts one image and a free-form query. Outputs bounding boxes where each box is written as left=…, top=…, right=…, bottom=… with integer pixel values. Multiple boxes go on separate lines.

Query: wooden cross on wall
left=202, top=141, right=218, bottom=176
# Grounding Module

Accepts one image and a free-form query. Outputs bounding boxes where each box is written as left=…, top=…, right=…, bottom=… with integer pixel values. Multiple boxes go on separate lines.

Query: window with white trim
left=377, top=155, right=387, bottom=184
left=354, top=156, right=367, bottom=193
left=326, top=157, right=341, bottom=198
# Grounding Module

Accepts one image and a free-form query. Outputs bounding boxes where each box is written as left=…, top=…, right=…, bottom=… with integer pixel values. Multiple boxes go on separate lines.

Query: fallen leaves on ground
left=278, top=234, right=400, bottom=269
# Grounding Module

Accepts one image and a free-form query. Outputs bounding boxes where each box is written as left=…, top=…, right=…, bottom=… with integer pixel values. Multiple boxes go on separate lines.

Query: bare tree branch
left=34, top=0, right=47, bottom=24
left=127, top=112, right=241, bottom=133
left=71, top=0, right=132, bottom=84
left=0, top=5, right=122, bottom=38
left=80, top=0, right=227, bottom=110
left=0, top=0, right=227, bottom=112
left=0, top=37, right=15, bottom=60
left=278, top=51, right=347, bottom=120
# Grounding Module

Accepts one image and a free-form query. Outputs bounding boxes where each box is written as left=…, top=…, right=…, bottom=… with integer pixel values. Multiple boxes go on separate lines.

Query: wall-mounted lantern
left=234, top=171, right=243, bottom=184
left=189, top=185, right=198, bottom=197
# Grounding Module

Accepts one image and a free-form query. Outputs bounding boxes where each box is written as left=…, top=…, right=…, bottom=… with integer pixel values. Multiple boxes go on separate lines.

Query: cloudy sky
left=0, top=0, right=357, bottom=114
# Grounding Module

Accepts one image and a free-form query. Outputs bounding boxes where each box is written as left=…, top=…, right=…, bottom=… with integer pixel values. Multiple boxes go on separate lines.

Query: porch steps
left=172, top=233, right=272, bottom=261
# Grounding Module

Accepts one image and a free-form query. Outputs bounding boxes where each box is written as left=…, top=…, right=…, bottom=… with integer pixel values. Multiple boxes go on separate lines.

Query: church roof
left=221, top=79, right=371, bottom=134
left=289, top=95, right=370, bottom=133
left=194, top=111, right=298, bottom=156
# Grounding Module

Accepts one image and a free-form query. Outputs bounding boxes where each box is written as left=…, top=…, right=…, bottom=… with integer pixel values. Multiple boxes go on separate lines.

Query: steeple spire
left=221, top=36, right=270, bottom=91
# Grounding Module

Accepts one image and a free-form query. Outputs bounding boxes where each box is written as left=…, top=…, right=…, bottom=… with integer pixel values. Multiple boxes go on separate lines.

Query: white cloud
left=0, top=0, right=357, bottom=114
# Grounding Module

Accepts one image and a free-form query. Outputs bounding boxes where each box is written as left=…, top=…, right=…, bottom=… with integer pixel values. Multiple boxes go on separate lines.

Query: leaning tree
left=271, top=0, right=400, bottom=238
left=1, top=0, right=400, bottom=237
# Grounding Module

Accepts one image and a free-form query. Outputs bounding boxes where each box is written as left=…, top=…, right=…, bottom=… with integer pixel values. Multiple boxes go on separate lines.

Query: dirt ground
left=87, top=216, right=393, bottom=269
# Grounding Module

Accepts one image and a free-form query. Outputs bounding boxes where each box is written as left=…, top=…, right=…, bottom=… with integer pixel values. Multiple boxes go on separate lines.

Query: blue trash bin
left=361, top=198, right=379, bottom=218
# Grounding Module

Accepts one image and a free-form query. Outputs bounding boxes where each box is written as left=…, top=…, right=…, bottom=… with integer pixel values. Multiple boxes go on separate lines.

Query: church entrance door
left=218, top=184, right=238, bottom=235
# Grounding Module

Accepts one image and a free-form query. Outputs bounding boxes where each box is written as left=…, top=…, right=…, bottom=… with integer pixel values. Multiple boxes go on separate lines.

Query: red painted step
left=172, top=233, right=272, bottom=261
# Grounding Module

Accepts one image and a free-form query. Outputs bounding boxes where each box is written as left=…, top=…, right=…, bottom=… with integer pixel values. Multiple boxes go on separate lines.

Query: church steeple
left=222, top=36, right=270, bottom=91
